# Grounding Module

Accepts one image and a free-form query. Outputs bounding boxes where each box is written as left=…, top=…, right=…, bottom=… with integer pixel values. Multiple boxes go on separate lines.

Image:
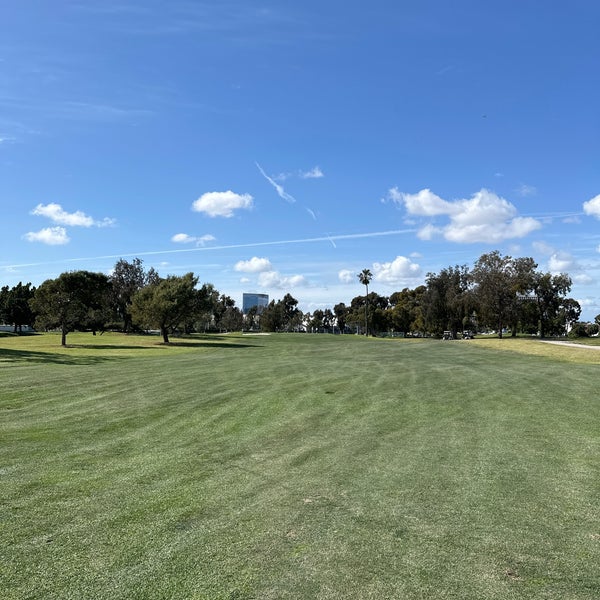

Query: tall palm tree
left=358, top=268, right=373, bottom=335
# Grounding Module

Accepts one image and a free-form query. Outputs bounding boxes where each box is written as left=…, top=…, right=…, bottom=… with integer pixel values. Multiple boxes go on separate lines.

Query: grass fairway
left=1, top=333, right=599, bottom=599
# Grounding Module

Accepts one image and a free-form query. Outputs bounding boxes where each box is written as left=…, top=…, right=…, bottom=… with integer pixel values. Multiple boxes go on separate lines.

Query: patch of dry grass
left=469, top=336, right=600, bottom=364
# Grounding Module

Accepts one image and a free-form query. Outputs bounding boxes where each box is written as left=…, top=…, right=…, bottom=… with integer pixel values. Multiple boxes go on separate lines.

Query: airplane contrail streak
left=255, top=162, right=296, bottom=203
left=3, top=229, right=416, bottom=270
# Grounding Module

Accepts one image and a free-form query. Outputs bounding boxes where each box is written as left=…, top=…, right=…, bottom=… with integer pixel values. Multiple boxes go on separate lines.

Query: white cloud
left=197, top=234, right=216, bottom=246
left=583, top=194, right=600, bottom=219
left=234, top=257, right=273, bottom=273
left=338, top=269, right=354, bottom=284
left=192, top=190, right=253, bottom=218
left=373, top=256, right=422, bottom=285
left=389, top=187, right=542, bottom=243
left=573, top=273, right=594, bottom=285
left=171, top=233, right=216, bottom=246
left=258, top=271, right=307, bottom=289
left=300, top=166, right=324, bottom=179
left=445, top=215, right=541, bottom=244
left=239, top=277, right=250, bottom=284
left=23, top=226, right=70, bottom=245
left=548, top=252, right=575, bottom=272
left=417, top=224, right=442, bottom=240
left=31, top=203, right=115, bottom=227
left=388, top=188, right=453, bottom=216
left=171, top=233, right=196, bottom=244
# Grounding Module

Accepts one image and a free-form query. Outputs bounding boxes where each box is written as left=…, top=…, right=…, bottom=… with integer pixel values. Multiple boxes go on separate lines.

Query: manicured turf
left=1, top=333, right=599, bottom=599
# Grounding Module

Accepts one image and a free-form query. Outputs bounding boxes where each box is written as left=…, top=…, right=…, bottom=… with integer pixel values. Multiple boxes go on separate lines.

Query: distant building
left=242, top=293, right=269, bottom=314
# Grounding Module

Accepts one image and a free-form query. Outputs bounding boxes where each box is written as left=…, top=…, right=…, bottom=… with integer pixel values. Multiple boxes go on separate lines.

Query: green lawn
left=1, top=332, right=599, bottom=599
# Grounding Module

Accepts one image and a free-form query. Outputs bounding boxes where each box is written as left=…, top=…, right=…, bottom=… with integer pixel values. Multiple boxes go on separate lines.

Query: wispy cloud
left=272, top=166, right=324, bottom=182
left=300, top=166, right=324, bottom=179
left=171, top=233, right=216, bottom=246
left=58, top=101, right=154, bottom=121
left=256, top=162, right=296, bottom=203
left=515, top=183, right=537, bottom=197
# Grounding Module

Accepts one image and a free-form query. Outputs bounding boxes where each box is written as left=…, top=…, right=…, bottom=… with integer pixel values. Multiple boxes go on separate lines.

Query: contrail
left=255, top=162, right=296, bottom=203
left=4, top=229, right=416, bottom=270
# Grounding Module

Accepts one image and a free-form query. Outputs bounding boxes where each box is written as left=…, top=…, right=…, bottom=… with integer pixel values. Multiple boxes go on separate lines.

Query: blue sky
left=2, top=1, right=599, bottom=319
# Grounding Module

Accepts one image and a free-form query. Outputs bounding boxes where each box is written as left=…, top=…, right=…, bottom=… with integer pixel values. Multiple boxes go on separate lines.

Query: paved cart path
left=539, top=340, right=600, bottom=350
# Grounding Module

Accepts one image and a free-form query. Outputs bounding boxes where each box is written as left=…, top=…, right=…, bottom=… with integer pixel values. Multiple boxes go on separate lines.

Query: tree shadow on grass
left=165, top=341, right=262, bottom=349
left=0, top=348, right=116, bottom=365
left=71, top=341, right=262, bottom=350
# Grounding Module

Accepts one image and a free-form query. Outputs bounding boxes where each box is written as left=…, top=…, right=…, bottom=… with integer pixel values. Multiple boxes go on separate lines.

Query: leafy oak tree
left=471, top=252, right=516, bottom=338
left=130, top=273, right=199, bottom=343
left=30, top=271, right=112, bottom=345
left=110, top=258, right=158, bottom=333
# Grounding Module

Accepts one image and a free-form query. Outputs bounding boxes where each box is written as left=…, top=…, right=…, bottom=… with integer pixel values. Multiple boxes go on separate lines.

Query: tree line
left=333, top=251, right=587, bottom=339
left=0, top=251, right=597, bottom=345
left=0, top=259, right=243, bottom=345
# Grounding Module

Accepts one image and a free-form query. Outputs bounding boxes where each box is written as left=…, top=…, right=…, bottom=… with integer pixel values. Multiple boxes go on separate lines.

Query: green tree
left=322, top=308, right=334, bottom=333
left=110, top=258, right=156, bottom=333
left=0, top=285, right=8, bottom=324
left=471, top=252, right=516, bottom=338
left=424, top=265, right=471, bottom=337
left=1, top=282, right=36, bottom=333
left=244, top=305, right=259, bottom=331
left=260, top=300, right=284, bottom=332
left=30, top=271, right=112, bottom=345
left=507, top=257, right=538, bottom=336
left=130, top=273, right=199, bottom=343
left=281, top=293, right=302, bottom=331
left=560, top=297, right=582, bottom=334
left=357, top=269, right=373, bottom=335
left=219, top=306, right=244, bottom=332
left=532, top=272, right=573, bottom=337
left=213, top=294, right=236, bottom=331
left=568, top=321, right=588, bottom=338
left=333, top=302, right=349, bottom=333
left=309, top=309, right=324, bottom=332
left=260, top=293, right=302, bottom=332
left=389, top=285, right=426, bottom=335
